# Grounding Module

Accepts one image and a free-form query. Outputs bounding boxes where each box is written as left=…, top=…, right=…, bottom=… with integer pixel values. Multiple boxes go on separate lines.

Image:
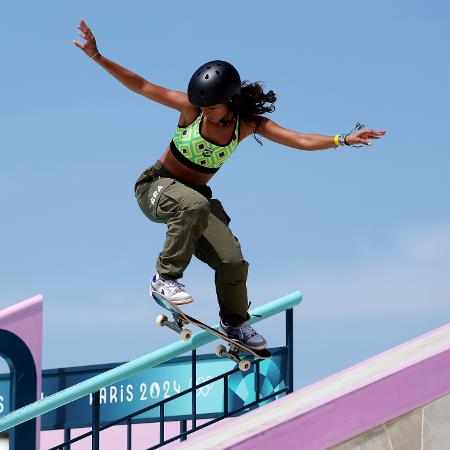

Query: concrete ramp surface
left=180, top=323, right=450, bottom=450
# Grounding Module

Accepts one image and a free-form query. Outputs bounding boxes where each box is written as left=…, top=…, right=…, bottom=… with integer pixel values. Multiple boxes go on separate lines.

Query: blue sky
left=1, top=0, right=450, bottom=388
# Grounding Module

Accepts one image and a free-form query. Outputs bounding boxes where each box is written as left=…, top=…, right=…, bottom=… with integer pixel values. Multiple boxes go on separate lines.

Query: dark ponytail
left=230, top=81, right=277, bottom=145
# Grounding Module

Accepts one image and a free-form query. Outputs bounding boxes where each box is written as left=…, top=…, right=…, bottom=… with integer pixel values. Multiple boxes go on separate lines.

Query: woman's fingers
left=79, top=19, right=91, bottom=32
left=359, top=130, right=386, bottom=140
left=72, top=40, right=90, bottom=54
left=358, top=138, right=370, bottom=145
left=345, top=129, right=385, bottom=147
left=74, top=19, right=98, bottom=57
left=77, top=29, right=96, bottom=47
left=78, top=29, right=93, bottom=41
left=78, top=20, right=95, bottom=40
left=79, top=26, right=92, bottom=38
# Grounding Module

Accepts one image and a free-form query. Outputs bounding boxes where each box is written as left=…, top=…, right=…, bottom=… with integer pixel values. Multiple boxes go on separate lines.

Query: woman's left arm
left=256, top=118, right=386, bottom=150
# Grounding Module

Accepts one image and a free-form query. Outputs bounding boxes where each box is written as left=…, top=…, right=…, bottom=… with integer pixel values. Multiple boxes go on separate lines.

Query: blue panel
left=0, top=330, right=37, bottom=450
left=0, top=349, right=286, bottom=431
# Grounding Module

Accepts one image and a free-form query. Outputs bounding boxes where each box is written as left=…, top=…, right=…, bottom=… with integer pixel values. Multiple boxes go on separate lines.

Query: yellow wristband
left=333, top=134, right=341, bottom=147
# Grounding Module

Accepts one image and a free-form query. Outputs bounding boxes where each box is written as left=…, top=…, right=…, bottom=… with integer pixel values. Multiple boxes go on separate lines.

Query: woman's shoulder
left=239, top=115, right=268, bottom=140
left=177, top=107, right=202, bottom=127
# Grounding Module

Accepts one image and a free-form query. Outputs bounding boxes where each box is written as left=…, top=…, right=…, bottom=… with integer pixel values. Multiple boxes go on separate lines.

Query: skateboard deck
left=152, top=291, right=271, bottom=370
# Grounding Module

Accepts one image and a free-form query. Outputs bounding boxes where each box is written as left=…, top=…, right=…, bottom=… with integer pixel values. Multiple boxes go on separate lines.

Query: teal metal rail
left=0, top=291, right=301, bottom=433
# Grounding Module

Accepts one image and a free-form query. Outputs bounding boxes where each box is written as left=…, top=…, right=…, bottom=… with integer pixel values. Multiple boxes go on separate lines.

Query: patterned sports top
left=170, top=113, right=240, bottom=173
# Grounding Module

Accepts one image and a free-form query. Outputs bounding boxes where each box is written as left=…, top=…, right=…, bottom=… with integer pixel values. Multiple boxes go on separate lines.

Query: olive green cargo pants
left=135, top=164, right=250, bottom=326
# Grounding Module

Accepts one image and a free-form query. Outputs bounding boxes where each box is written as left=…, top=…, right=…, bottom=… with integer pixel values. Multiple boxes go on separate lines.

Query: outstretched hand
left=73, top=20, right=99, bottom=58
left=346, top=128, right=386, bottom=147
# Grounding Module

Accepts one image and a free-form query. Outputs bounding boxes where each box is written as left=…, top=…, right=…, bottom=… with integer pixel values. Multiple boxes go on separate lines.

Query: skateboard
left=152, top=291, right=271, bottom=372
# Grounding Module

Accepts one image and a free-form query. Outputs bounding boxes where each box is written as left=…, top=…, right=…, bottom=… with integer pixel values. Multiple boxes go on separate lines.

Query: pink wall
left=234, top=349, right=450, bottom=450
left=41, top=420, right=216, bottom=449
left=179, top=322, right=450, bottom=449
left=0, top=295, right=43, bottom=450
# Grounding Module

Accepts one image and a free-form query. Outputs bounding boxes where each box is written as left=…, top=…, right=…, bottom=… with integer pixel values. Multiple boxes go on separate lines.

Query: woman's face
left=200, top=104, right=230, bottom=123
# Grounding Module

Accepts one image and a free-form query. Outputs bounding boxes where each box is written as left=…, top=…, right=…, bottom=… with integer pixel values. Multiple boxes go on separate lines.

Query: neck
left=219, top=112, right=235, bottom=127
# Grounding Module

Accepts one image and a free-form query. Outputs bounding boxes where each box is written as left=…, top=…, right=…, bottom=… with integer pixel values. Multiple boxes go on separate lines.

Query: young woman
left=73, top=20, right=385, bottom=350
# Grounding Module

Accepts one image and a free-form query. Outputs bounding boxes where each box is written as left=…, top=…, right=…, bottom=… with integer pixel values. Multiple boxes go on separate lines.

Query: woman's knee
left=185, top=195, right=210, bottom=222
left=218, top=258, right=249, bottom=283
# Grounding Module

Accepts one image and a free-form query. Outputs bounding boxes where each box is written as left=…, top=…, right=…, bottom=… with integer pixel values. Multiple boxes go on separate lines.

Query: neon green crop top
left=170, top=113, right=240, bottom=173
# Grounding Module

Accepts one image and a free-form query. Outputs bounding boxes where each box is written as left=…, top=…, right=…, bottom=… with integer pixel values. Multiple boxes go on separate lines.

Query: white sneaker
left=150, top=274, right=193, bottom=305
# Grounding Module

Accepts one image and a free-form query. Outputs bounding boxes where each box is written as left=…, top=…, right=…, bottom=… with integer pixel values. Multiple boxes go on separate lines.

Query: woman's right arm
left=92, top=54, right=190, bottom=111
left=73, top=20, right=192, bottom=112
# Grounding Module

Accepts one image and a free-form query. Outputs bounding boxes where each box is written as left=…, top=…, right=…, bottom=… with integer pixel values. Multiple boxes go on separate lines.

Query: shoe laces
left=165, top=279, right=186, bottom=294
left=237, top=322, right=258, bottom=339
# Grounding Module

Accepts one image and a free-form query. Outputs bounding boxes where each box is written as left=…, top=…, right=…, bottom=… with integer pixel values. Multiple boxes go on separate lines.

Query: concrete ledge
left=180, top=322, right=450, bottom=450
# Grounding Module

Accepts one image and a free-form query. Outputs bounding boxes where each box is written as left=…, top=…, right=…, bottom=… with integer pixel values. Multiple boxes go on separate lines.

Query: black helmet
left=188, top=60, right=241, bottom=107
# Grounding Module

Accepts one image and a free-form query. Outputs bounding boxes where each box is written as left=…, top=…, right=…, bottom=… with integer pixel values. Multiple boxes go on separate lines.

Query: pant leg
left=135, top=177, right=210, bottom=279
left=194, top=199, right=250, bottom=326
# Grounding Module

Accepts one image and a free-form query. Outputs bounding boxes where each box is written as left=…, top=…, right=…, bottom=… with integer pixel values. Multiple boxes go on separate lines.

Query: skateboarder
left=74, top=20, right=385, bottom=350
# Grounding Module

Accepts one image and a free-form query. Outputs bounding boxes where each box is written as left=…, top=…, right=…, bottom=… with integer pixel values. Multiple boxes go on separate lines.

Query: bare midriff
left=157, top=112, right=254, bottom=187
left=158, top=144, right=215, bottom=187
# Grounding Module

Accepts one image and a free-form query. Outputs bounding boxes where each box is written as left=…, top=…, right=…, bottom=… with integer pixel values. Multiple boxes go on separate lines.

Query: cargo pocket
left=138, top=178, right=177, bottom=223
left=210, top=199, right=231, bottom=225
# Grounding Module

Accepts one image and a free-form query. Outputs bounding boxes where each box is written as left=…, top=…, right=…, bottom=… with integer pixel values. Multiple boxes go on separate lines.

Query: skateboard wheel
left=215, top=344, right=226, bottom=357
left=239, top=359, right=251, bottom=372
left=156, top=314, right=168, bottom=326
left=181, top=329, right=192, bottom=341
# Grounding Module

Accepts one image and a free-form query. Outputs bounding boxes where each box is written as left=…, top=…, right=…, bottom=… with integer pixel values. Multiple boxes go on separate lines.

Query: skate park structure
left=1, top=292, right=450, bottom=449
left=0, top=295, right=43, bottom=450
left=179, top=321, right=450, bottom=449
left=0, top=292, right=299, bottom=449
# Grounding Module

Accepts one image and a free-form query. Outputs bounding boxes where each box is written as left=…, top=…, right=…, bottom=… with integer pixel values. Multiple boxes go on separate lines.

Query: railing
left=50, top=347, right=289, bottom=450
left=0, top=291, right=301, bottom=447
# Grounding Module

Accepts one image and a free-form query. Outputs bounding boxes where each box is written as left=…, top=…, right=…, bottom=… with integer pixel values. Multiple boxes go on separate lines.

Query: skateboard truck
left=155, top=313, right=193, bottom=341
left=152, top=291, right=270, bottom=373
left=155, top=314, right=251, bottom=371
left=215, top=343, right=252, bottom=372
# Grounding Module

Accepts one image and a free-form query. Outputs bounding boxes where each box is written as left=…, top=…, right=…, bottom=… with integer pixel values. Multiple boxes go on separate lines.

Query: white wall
left=0, top=436, right=8, bottom=450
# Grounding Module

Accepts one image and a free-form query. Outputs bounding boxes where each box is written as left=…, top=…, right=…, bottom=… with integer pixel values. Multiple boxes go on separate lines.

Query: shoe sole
left=171, top=298, right=194, bottom=305
left=150, top=286, right=193, bottom=305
